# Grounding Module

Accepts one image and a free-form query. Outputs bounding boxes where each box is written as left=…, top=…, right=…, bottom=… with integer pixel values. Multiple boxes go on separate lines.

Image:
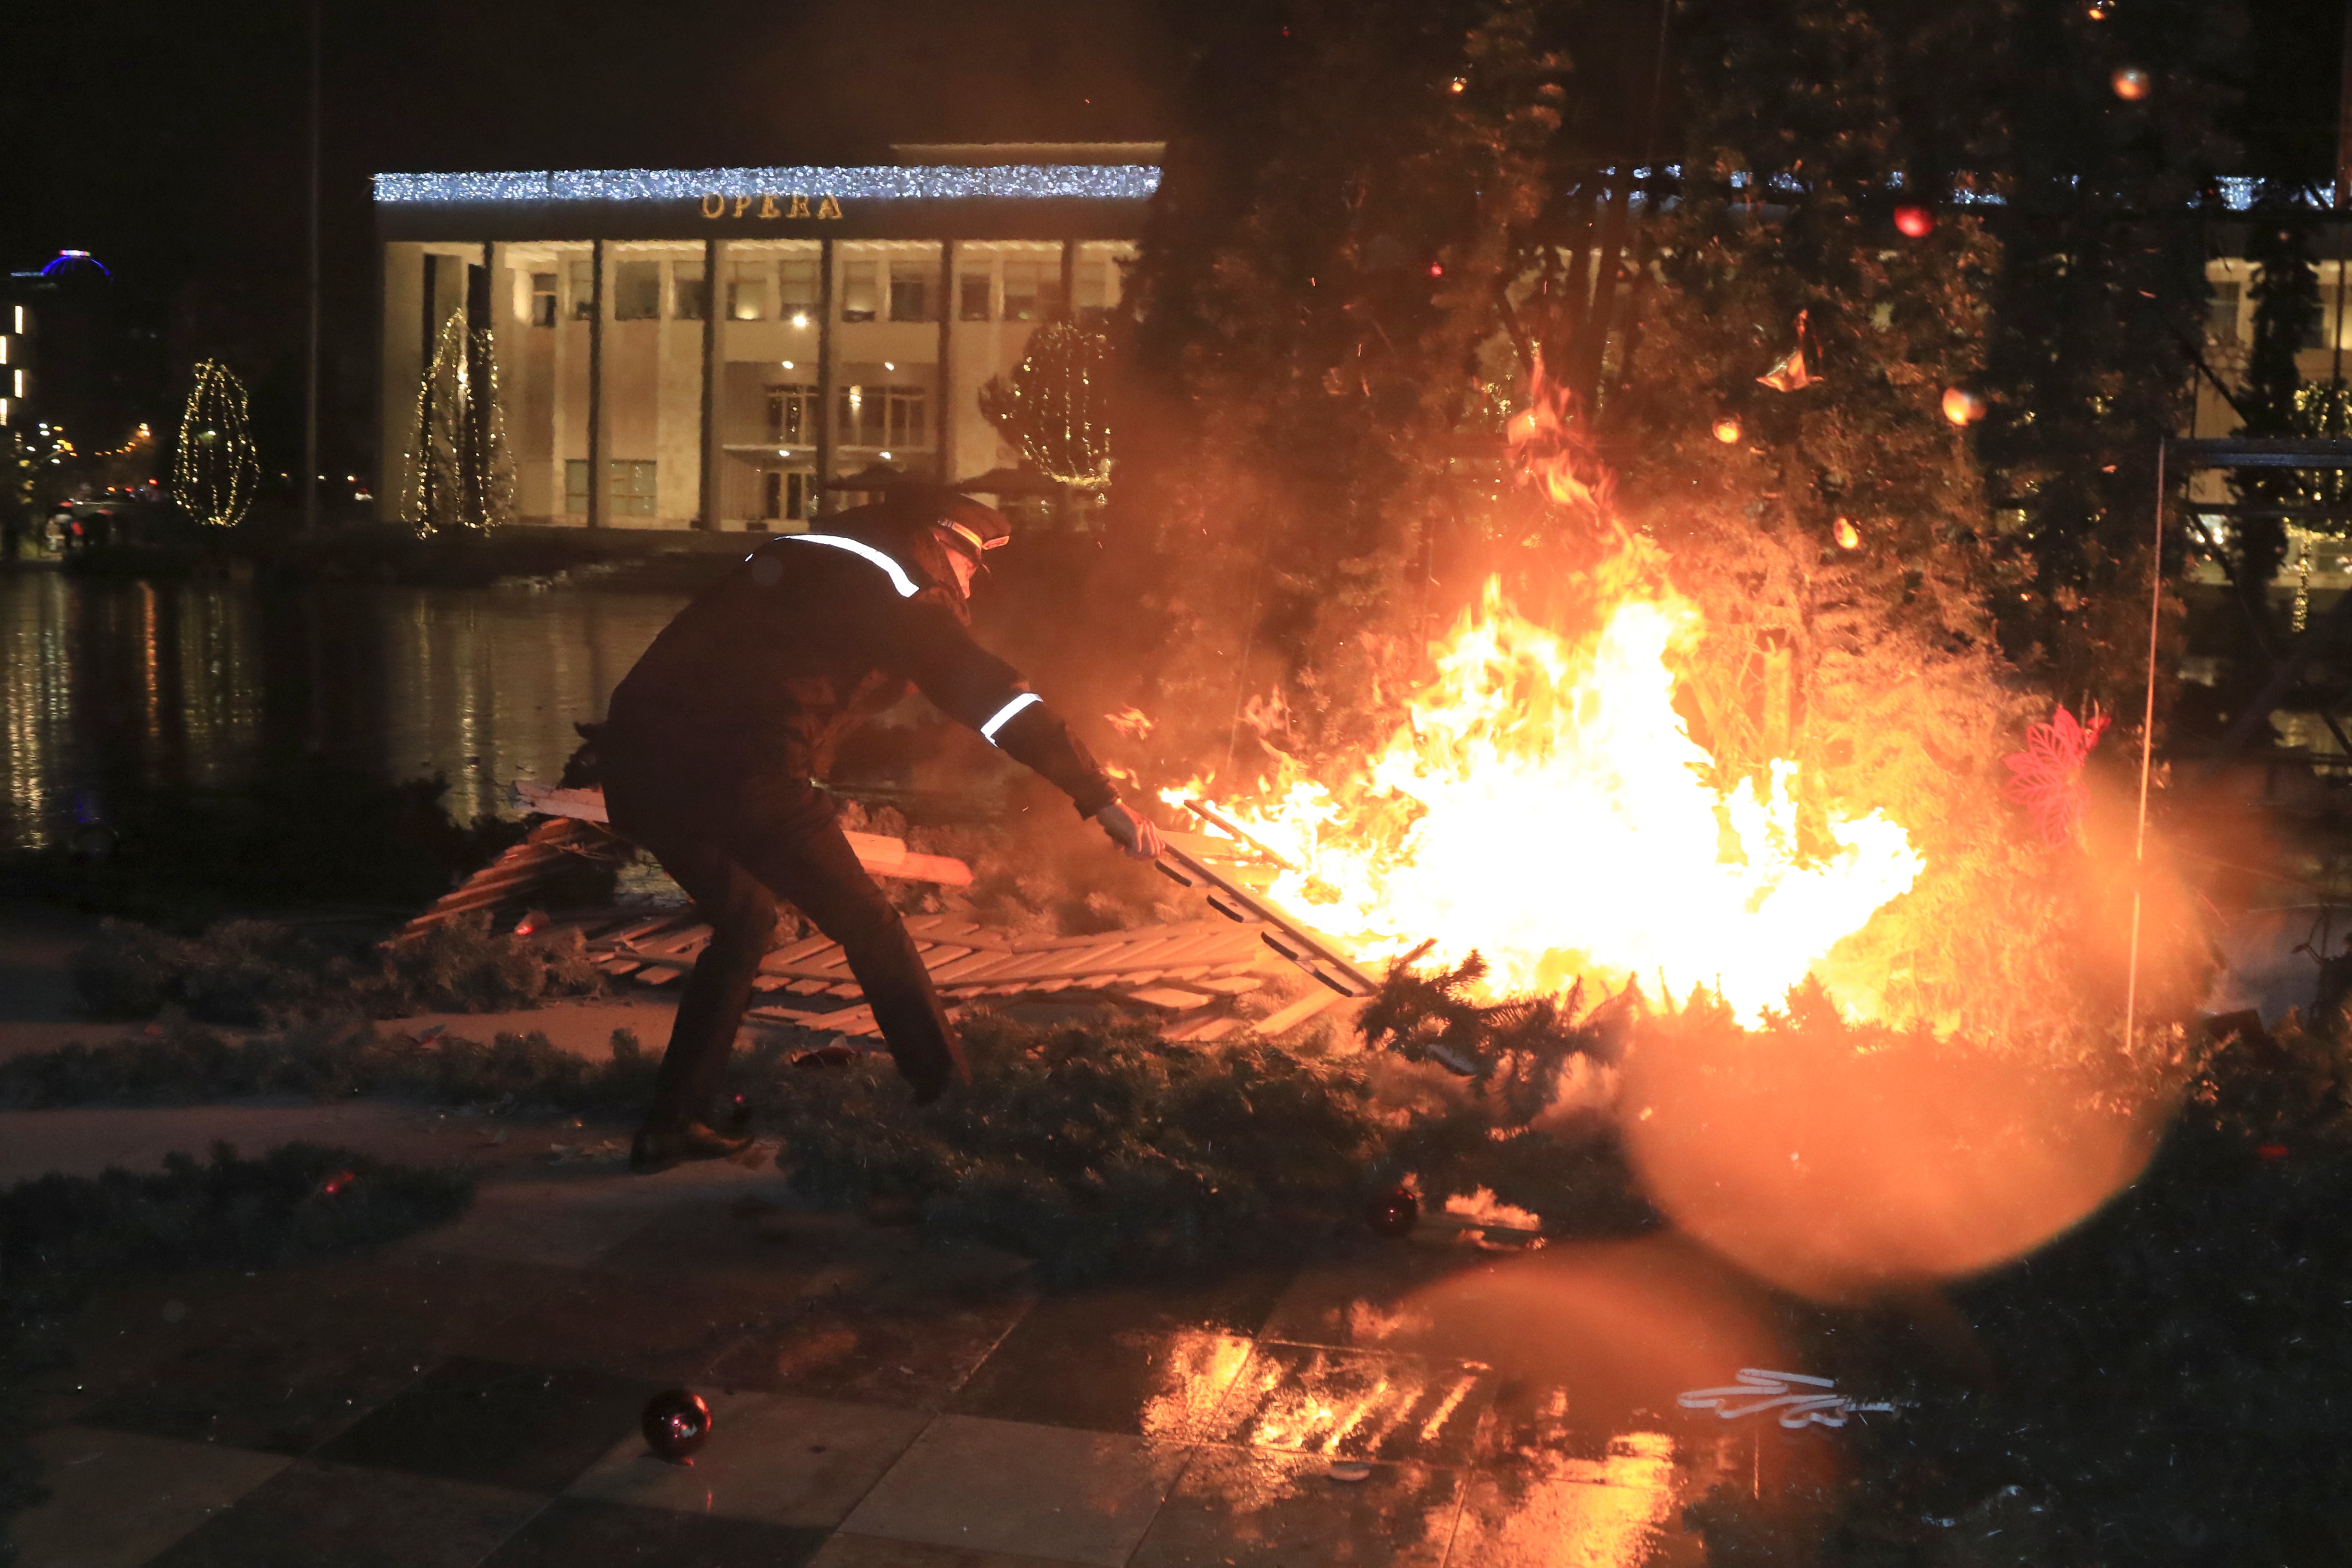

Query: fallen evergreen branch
left=70, top=915, right=605, bottom=1026
left=1, top=1144, right=475, bottom=1561
left=0, top=1021, right=658, bottom=1113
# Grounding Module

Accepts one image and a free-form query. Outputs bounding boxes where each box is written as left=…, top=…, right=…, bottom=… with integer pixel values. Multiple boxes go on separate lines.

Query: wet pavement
left=7, top=1121, right=1798, bottom=1567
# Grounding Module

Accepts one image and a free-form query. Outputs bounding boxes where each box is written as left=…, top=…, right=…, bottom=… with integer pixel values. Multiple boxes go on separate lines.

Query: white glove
left=1094, top=801, right=1164, bottom=861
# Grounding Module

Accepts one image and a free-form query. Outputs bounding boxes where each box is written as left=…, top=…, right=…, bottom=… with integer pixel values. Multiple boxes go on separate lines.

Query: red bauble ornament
left=1711, top=417, right=1743, bottom=444
left=2111, top=67, right=2150, bottom=101
left=642, top=1390, right=712, bottom=1463
left=1942, top=387, right=1986, bottom=427
left=1368, top=1187, right=1419, bottom=1238
left=1893, top=205, right=1935, bottom=239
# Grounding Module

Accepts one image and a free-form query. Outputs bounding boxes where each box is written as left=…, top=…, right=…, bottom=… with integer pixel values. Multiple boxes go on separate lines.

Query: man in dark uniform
left=597, top=485, right=1162, bottom=1171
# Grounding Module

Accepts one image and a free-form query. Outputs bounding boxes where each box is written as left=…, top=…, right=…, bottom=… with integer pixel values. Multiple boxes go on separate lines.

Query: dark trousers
left=604, top=764, right=963, bottom=1127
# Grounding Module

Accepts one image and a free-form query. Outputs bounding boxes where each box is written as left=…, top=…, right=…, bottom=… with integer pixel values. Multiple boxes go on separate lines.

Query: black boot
left=630, top=1120, right=753, bottom=1173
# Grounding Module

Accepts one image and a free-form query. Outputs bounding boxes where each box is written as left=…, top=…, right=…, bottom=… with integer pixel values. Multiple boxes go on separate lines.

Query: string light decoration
left=403, top=309, right=513, bottom=536
left=171, top=360, right=259, bottom=527
left=978, top=322, right=1115, bottom=489
left=373, top=165, right=1161, bottom=205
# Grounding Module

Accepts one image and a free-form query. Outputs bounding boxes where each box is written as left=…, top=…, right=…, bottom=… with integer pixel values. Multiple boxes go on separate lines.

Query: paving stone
left=1205, top=1344, right=1495, bottom=1467
left=709, top=1296, right=1033, bottom=1412
left=450, top=1263, right=807, bottom=1386
left=477, top=1497, right=829, bottom=1567
left=1129, top=1446, right=1463, bottom=1567
left=311, top=1356, right=660, bottom=1494
left=140, top=1458, right=546, bottom=1568
left=840, top=1414, right=1190, bottom=1567
left=806, top=1533, right=1098, bottom=1567
left=62, top=1254, right=567, bottom=1456
left=949, top=1312, right=1255, bottom=1439
left=9, top=1426, right=290, bottom=1568
left=1448, top=1471, right=1705, bottom=1568
left=564, top=1388, right=930, bottom=1528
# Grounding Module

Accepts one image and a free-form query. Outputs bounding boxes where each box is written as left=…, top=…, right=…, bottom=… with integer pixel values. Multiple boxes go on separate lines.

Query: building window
left=529, top=273, right=557, bottom=327
left=780, top=259, right=818, bottom=321
left=1001, top=259, right=1061, bottom=322
left=2308, top=303, right=2331, bottom=352
left=564, top=459, right=658, bottom=515
left=959, top=271, right=992, bottom=322
left=760, top=469, right=815, bottom=523
left=885, top=386, right=928, bottom=448
left=674, top=263, right=707, bottom=322
left=2207, top=280, right=2239, bottom=345
left=841, top=260, right=879, bottom=322
left=567, top=258, right=595, bottom=319
left=613, top=261, right=662, bottom=321
left=728, top=260, right=771, bottom=321
left=836, top=385, right=930, bottom=448
left=889, top=261, right=934, bottom=322
left=1075, top=261, right=1111, bottom=327
left=766, top=384, right=817, bottom=445
left=612, top=459, right=658, bottom=515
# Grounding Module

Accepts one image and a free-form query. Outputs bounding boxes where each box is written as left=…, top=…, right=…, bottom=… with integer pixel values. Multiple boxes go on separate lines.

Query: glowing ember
left=1178, top=559, right=1923, bottom=1020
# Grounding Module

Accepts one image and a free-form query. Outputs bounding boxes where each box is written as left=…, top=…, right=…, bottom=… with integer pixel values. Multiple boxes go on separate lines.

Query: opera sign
left=700, top=193, right=845, bottom=220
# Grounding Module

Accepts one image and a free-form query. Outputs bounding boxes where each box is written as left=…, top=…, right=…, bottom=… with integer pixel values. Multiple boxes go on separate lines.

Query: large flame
left=1180, top=556, right=1923, bottom=1020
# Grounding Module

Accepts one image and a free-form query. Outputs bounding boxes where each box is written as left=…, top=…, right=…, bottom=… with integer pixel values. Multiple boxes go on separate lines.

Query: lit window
left=841, top=261, right=879, bottom=322
left=610, top=459, right=658, bottom=516
left=728, top=260, right=772, bottom=321
left=889, top=261, right=934, bottom=322
left=674, top=263, right=707, bottom=322
left=1001, top=259, right=1061, bottom=323
left=1075, top=261, right=1111, bottom=326
left=563, top=459, right=658, bottom=515
left=11, top=370, right=23, bottom=399
left=959, top=271, right=992, bottom=322
left=530, top=273, right=557, bottom=326
left=0, top=335, right=9, bottom=364
left=885, top=386, right=928, bottom=448
left=780, top=258, right=819, bottom=311
left=2207, top=280, right=2239, bottom=345
left=766, top=384, right=816, bottom=445
left=567, top=258, right=595, bottom=320
left=613, top=261, right=662, bottom=321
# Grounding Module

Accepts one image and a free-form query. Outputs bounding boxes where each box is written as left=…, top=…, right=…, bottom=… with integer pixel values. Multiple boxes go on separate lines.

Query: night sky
left=0, top=0, right=2342, bottom=478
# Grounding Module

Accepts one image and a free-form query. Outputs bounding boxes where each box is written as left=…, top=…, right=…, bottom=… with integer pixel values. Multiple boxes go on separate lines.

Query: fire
left=1178, top=556, right=1924, bottom=1020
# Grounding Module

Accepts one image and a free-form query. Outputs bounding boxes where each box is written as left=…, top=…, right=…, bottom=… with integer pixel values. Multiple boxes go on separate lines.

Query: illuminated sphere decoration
left=1368, top=1186, right=1419, bottom=1238
left=2111, top=66, right=2150, bottom=101
left=1834, top=517, right=1862, bottom=551
left=641, top=1390, right=713, bottom=1463
left=1942, top=387, right=1987, bottom=427
left=171, top=360, right=260, bottom=528
left=1711, top=417, right=1743, bottom=445
left=1893, top=205, right=1936, bottom=239
left=976, top=322, right=1115, bottom=489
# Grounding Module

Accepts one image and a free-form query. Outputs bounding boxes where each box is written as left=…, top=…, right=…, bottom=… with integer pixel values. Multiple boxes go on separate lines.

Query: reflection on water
left=0, top=570, right=686, bottom=851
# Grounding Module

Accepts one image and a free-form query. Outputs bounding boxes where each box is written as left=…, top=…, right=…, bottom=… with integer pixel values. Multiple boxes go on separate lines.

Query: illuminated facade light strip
left=979, top=692, right=1043, bottom=744
left=372, top=165, right=1162, bottom=205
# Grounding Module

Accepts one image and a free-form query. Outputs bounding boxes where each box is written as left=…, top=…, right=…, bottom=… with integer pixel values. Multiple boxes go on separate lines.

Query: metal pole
left=302, top=0, right=321, bottom=532
left=586, top=240, right=605, bottom=530
left=937, top=239, right=955, bottom=482
left=698, top=236, right=721, bottom=528
left=2125, top=439, right=2166, bottom=1054
left=815, top=238, right=835, bottom=518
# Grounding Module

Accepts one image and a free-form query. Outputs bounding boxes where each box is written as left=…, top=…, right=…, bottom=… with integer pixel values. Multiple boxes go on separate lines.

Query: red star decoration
left=2003, top=705, right=2109, bottom=846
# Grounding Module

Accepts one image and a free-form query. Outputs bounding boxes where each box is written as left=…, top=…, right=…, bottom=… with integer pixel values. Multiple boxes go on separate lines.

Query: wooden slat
left=1254, top=989, right=1341, bottom=1036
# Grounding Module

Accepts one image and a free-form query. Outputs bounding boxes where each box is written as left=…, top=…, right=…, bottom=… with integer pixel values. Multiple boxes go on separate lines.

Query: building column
left=698, top=236, right=724, bottom=529
left=587, top=239, right=606, bottom=530
left=420, top=252, right=440, bottom=371
left=462, top=245, right=493, bottom=524
left=937, top=239, right=956, bottom=483
left=1059, top=239, right=1077, bottom=322
left=815, top=237, right=836, bottom=519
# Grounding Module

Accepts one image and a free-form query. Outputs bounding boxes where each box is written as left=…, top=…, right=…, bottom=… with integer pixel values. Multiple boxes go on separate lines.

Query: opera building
left=372, top=144, right=1155, bottom=530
